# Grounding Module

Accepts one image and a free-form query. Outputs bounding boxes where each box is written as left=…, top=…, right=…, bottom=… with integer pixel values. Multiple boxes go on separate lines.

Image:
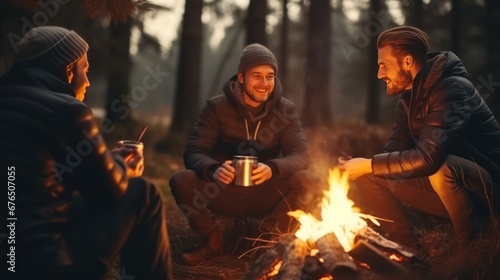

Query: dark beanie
left=15, top=26, right=89, bottom=70
left=238, top=43, right=278, bottom=74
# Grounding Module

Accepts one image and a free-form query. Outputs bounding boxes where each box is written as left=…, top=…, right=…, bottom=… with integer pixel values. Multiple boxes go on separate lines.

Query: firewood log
left=349, top=239, right=415, bottom=279
left=276, top=237, right=308, bottom=280
left=242, top=234, right=296, bottom=280
left=355, top=226, right=430, bottom=272
left=315, top=232, right=357, bottom=279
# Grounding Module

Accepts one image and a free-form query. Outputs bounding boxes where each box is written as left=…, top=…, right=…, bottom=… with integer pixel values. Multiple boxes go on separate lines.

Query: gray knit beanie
left=16, top=26, right=89, bottom=70
left=238, top=43, right=278, bottom=74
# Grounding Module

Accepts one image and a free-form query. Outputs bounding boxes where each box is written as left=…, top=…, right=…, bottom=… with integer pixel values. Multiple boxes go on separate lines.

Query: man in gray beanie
left=169, top=43, right=322, bottom=265
left=0, top=26, right=172, bottom=279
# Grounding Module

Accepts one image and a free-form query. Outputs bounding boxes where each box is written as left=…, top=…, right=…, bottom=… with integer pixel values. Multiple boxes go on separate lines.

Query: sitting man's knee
left=129, top=177, right=164, bottom=204
left=428, top=156, right=464, bottom=191
left=169, top=170, right=197, bottom=189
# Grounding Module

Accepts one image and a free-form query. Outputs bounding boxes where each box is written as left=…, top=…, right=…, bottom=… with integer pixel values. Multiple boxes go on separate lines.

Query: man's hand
left=112, top=147, right=144, bottom=178
left=338, top=157, right=372, bottom=180
left=213, top=160, right=235, bottom=184
left=251, top=163, right=272, bottom=185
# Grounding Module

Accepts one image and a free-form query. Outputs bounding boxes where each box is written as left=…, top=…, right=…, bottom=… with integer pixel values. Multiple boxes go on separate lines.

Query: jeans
left=352, top=155, right=497, bottom=247
left=169, top=169, right=322, bottom=235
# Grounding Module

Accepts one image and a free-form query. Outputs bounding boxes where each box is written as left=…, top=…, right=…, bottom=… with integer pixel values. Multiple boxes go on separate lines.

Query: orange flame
left=289, top=168, right=379, bottom=251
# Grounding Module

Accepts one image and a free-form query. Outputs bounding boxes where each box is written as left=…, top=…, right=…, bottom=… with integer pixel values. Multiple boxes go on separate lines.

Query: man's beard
left=243, top=84, right=270, bottom=104
left=387, top=68, right=413, bottom=96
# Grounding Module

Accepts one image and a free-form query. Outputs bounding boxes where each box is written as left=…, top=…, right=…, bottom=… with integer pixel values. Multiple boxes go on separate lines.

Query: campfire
left=243, top=168, right=430, bottom=280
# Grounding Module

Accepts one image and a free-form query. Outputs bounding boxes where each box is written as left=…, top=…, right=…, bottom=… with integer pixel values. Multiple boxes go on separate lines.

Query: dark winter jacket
left=0, top=66, right=129, bottom=271
left=372, top=51, right=500, bottom=184
left=184, top=75, right=310, bottom=181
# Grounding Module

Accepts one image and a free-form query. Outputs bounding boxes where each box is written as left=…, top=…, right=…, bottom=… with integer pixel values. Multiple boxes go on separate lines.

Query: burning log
left=242, top=234, right=296, bottom=280
left=355, top=226, right=430, bottom=273
left=315, top=232, right=357, bottom=279
left=349, top=240, right=414, bottom=279
left=275, top=237, right=308, bottom=280
left=300, top=253, right=330, bottom=280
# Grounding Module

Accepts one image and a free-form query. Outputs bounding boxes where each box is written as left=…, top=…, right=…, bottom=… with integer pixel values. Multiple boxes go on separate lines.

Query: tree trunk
left=366, top=0, right=382, bottom=123
left=106, top=18, right=132, bottom=123
left=246, top=0, right=268, bottom=45
left=302, top=0, right=332, bottom=127
left=404, top=0, right=424, bottom=28
left=451, top=0, right=461, bottom=56
left=0, top=2, right=32, bottom=76
left=279, top=0, right=289, bottom=95
left=485, top=0, right=500, bottom=116
left=157, top=0, right=203, bottom=152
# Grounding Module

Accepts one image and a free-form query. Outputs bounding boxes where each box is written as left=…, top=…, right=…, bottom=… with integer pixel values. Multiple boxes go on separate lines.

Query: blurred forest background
left=1, top=0, right=500, bottom=152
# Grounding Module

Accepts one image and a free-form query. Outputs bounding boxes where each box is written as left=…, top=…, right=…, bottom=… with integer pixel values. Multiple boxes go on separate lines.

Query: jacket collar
left=412, top=51, right=469, bottom=94
left=0, top=65, right=76, bottom=98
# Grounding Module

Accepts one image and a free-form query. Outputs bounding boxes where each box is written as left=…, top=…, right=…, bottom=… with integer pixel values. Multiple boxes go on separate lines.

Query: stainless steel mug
left=232, top=155, right=258, bottom=187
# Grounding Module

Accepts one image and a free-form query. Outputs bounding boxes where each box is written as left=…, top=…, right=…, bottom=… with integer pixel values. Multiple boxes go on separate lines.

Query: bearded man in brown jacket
left=169, top=43, right=322, bottom=265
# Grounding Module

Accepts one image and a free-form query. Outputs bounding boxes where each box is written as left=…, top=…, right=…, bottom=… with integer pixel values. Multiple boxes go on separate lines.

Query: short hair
left=377, top=26, right=430, bottom=68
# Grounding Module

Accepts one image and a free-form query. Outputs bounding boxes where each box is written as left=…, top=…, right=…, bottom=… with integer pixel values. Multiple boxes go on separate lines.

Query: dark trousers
left=169, top=170, right=322, bottom=235
left=352, top=155, right=497, bottom=247
left=62, top=177, right=172, bottom=280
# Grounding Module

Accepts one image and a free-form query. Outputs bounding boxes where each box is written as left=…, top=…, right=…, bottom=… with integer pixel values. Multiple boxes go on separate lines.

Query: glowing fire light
left=389, top=254, right=404, bottom=262
left=289, top=168, right=380, bottom=251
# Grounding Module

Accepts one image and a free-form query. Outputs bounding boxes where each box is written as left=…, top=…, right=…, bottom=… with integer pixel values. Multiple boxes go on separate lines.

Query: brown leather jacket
left=372, top=52, right=500, bottom=184
left=184, top=75, right=310, bottom=181
left=0, top=66, right=129, bottom=270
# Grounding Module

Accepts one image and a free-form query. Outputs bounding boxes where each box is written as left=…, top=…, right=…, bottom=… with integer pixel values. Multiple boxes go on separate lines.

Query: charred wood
left=349, top=240, right=415, bottom=279
left=276, top=237, right=308, bottom=280
left=355, top=227, right=430, bottom=273
left=315, top=232, right=357, bottom=279
left=242, top=234, right=296, bottom=280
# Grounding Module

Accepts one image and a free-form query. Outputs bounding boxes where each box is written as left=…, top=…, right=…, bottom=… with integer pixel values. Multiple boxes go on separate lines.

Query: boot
left=182, top=226, right=223, bottom=265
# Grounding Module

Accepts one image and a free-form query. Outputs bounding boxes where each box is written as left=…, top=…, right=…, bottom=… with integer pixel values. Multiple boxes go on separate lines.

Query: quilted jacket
left=372, top=51, right=500, bottom=184
left=183, top=75, right=310, bottom=181
left=0, top=65, right=128, bottom=271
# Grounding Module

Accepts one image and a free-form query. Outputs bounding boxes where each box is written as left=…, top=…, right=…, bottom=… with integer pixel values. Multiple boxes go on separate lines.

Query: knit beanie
left=15, top=26, right=89, bottom=71
left=238, top=43, right=278, bottom=74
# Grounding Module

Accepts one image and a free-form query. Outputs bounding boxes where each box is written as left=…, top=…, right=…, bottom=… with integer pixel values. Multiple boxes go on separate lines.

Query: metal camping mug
left=232, top=155, right=258, bottom=187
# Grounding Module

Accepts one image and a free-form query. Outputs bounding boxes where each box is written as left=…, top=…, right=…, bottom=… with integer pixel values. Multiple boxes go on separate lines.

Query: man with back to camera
left=0, top=26, right=172, bottom=279
left=169, top=43, right=322, bottom=265
left=339, top=26, right=500, bottom=251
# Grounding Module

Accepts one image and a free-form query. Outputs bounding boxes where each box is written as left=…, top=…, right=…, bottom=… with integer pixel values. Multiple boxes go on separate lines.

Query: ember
left=243, top=168, right=430, bottom=280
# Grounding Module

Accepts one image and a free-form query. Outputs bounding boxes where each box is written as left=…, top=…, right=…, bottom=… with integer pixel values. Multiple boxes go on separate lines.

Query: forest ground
left=102, top=121, right=500, bottom=280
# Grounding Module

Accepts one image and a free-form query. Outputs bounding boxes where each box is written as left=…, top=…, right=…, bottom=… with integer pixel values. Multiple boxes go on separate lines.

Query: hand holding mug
left=213, top=160, right=235, bottom=184
left=251, top=163, right=272, bottom=185
left=115, top=140, right=144, bottom=178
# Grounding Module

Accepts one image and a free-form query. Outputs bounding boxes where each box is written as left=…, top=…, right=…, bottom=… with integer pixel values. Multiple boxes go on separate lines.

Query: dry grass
left=102, top=121, right=499, bottom=280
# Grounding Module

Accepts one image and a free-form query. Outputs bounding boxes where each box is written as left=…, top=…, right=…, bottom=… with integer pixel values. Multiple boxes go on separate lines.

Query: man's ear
left=404, top=55, right=414, bottom=69
left=65, top=64, right=74, bottom=83
left=237, top=73, right=244, bottom=84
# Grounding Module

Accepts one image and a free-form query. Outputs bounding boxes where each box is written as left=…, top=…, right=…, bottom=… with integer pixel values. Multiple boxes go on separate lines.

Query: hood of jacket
left=0, top=64, right=76, bottom=98
left=412, top=51, right=469, bottom=96
left=222, top=74, right=283, bottom=122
